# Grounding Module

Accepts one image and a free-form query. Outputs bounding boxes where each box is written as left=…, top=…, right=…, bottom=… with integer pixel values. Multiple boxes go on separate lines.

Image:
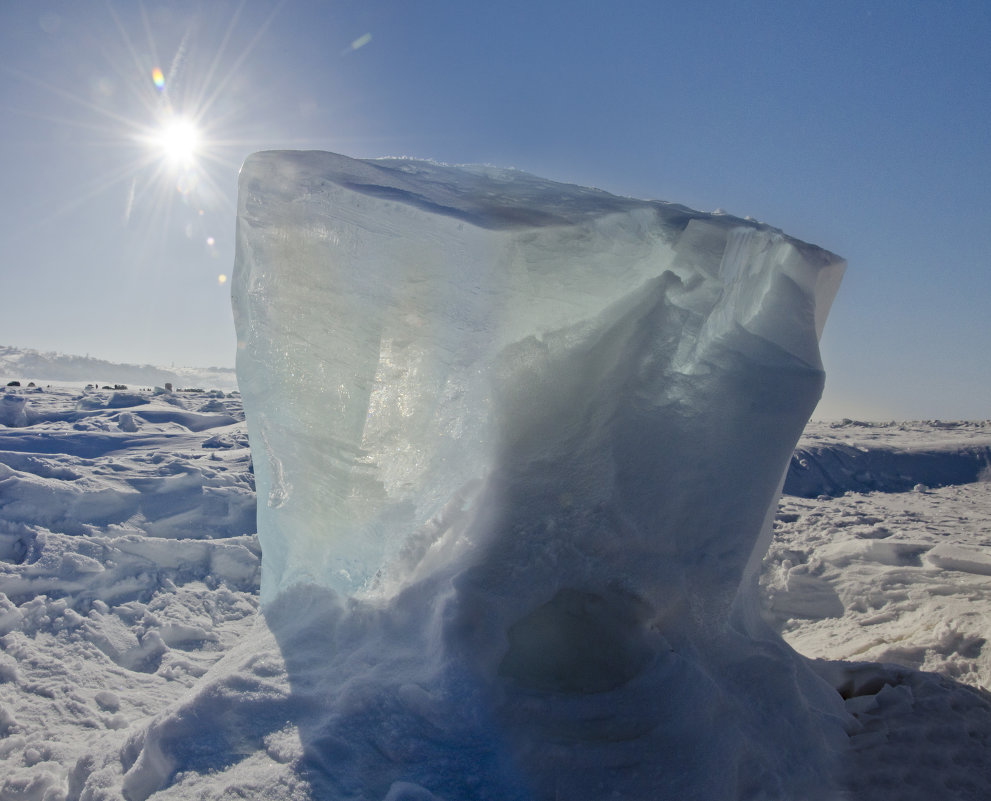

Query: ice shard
left=233, top=151, right=847, bottom=799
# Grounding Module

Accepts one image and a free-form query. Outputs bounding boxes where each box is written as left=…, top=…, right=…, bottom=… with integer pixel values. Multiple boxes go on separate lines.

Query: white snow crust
left=1, top=378, right=991, bottom=799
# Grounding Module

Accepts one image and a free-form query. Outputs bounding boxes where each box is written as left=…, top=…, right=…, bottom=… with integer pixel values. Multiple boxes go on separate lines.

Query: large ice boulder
left=233, top=151, right=847, bottom=799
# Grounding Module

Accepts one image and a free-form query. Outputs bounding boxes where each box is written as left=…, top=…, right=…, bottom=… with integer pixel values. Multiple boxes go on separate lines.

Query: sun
left=12, top=3, right=288, bottom=240
left=155, top=116, right=201, bottom=167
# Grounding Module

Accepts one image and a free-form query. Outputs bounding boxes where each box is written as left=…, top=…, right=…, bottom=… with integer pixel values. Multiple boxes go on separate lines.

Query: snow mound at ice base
left=225, top=151, right=847, bottom=799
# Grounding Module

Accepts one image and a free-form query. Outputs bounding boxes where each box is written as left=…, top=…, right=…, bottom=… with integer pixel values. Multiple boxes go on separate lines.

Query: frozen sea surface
left=1, top=382, right=991, bottom=798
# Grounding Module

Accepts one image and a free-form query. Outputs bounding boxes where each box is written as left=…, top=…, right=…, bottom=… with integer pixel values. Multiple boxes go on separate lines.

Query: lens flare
left=176, top=168, right=199, bottom=194
left=350, top=33, right=372, bottom=50
left=152, top=67, right=165, bottom=90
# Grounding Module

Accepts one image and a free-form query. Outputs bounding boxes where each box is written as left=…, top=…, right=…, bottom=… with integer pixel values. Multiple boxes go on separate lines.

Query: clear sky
left=2, top=0, right=989, bottom=420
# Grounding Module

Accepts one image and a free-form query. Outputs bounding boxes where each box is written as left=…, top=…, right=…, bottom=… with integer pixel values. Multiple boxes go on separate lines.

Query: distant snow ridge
left=0, top=344, right=237, bottom=392
left=786, top=421, right=991, bottom=496
left=223, top=151, right=848, bottom=800
left=788, top=441, right=991, bottom=497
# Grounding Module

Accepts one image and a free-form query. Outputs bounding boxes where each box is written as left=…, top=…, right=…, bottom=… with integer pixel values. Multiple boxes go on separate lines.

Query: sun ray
left=197, top=0, right=287, bottom=119
left=105, top=3, right=164, bottom=117
left=8, top=151, right=160, bottom=244
left=2, top=105, right=139, bottom=139
left=123, top=177, right=136, bottom=222
left=162, top=21, right=194, bottom=108
left=0, top=64, right=150, bottom=137
left=190, top=0, right=247, bottom=115
left=138, top=2, right=164, bottom=87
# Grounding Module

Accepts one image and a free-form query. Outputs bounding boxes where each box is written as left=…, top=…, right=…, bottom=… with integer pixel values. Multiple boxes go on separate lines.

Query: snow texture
left=231, top=151, right=849, bottom=799
left=2, top=373, right=991, bottom=799
left=0, top=381, right=260, bottom=801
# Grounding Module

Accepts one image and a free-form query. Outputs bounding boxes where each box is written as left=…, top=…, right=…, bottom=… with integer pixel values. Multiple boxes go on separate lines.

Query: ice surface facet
left=234, top=151, right=843, bottom=602
left=233, top=151, right=846, bottom=799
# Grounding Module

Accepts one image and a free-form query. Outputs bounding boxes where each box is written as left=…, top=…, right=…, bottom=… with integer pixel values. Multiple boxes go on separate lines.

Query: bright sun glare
left=156, top=117, right=200, bottom=167
left=18, top=4, right=287, bottom=238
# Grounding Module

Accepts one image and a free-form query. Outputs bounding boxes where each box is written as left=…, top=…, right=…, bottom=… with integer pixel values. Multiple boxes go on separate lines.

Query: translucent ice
left=232, top=151, right=847, bottom=799
left=234, top=151, right=842, bottom=601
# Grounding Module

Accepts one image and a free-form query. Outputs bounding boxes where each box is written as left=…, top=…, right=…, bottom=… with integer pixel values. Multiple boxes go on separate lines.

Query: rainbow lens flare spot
left=152, top=68, right=165, bottom=90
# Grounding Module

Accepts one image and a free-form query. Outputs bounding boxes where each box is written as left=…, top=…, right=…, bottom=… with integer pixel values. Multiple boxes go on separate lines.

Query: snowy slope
left=1, top=384, right=991, bottom=799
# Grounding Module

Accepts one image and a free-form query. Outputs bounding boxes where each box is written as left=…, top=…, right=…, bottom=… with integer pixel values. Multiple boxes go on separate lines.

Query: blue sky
left=1, top=0, right=989, bottom=419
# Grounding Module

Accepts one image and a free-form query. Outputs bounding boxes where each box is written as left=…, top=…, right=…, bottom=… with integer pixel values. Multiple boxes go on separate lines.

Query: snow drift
left=786, top=439, right=991, bottom=497
left=228, top=151, right=848, bottom=800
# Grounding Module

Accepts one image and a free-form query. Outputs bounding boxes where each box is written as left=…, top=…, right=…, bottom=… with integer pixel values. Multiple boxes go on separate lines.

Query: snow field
left=766, top=422, right=991, bottom=688
left=2, top=383, right=991, bottom=799
left=0, top=384, right=259, bottom=801
left=765, top=422, right=991, bottom=800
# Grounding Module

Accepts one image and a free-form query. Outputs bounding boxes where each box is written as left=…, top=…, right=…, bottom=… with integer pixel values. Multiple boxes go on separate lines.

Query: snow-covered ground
left=0, top=381, right=258, bottom=800
left=768, top=422, right=991, bottom=687
left=2, top=378, right=991, bottom=799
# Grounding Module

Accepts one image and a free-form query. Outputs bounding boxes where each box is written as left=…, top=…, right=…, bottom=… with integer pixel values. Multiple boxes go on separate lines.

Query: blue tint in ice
left=232, top=151, right=847, bottom=799
left=233, top=152, right=843, bottom=602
